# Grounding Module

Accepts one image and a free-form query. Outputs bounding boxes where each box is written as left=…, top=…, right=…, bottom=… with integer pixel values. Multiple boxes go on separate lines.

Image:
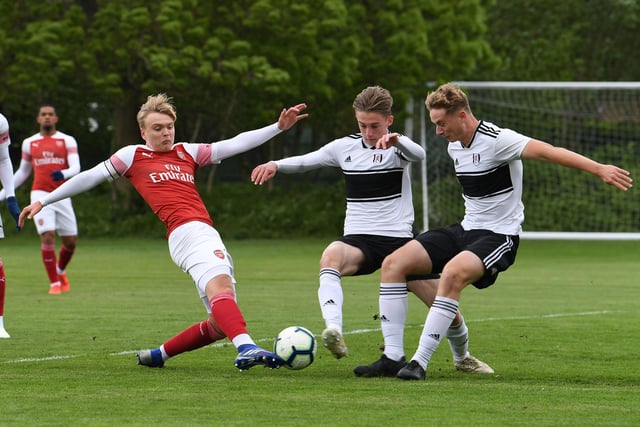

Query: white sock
left=446, top=314, right=469, bottom=362
left=0, top=315, right=5, bottom=330
left=413, top=296, right=459, bottom=369
left=318, top=268, right=343, bottom=331
left=159, top=344, right=169, bottom=361
left=231, top=333, right=254, bottom=349
left=379, top=283, right=408, bottom=361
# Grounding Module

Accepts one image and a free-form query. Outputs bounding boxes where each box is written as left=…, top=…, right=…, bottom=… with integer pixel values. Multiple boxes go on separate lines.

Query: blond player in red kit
left=20, top=94, right=308, bottom=371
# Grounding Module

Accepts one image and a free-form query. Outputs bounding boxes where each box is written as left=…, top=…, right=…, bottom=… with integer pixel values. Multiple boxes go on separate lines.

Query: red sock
left=58, top=246, right=75, bottom=271
left=0, top=259, right=5, bottom=316
left=209, top=292, right=248, bottom=341
left=163, top=320, right=225, bottom=357
left=41, top=243, right=59, bottom=284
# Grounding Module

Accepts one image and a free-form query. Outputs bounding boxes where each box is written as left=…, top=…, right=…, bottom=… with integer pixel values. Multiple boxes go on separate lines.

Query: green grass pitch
left=1, top=235, right=639, bottom=426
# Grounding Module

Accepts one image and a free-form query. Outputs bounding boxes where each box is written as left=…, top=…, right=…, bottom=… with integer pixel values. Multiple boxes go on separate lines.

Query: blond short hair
left=137, top=93, right=177, bottom=128
left=425, top=83, right=471, bottom=114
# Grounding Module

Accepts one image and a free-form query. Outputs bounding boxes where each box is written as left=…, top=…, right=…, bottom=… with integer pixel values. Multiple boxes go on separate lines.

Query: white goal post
left=406, top=81, right=640, bottom=240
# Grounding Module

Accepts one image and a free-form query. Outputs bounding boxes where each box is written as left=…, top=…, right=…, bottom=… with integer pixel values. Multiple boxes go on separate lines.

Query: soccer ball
left=274, top=326, right=317, bottom=370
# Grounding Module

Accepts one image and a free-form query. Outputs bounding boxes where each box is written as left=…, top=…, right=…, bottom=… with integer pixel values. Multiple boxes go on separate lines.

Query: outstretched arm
left=19, top=162, right=110, bottom=227
left=213, top=104, right=308, bottom=162
left=522, top=139, right=632, bottom=191
left=251, top=147, right=334, bottom=185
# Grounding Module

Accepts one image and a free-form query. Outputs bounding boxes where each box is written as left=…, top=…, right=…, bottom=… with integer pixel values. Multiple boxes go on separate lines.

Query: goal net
left=410, top=82, right=640, bottom=240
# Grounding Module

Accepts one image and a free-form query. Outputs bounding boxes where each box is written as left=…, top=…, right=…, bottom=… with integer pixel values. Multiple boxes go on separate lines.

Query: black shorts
left=338, top=234, right=439, bottom=280
left=414, top=224, right=519, bottom=289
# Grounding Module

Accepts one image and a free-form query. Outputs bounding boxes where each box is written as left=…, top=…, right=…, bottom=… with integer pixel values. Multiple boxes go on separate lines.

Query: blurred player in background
left=367, top=82, right=633, bottom=380
left=0, top=113, right=21, bottom=338
left=20, top=94, right=308, bottom=371
left=0, top=105, right=80, bottom=295
left=252, top=86, right=493, bottom=377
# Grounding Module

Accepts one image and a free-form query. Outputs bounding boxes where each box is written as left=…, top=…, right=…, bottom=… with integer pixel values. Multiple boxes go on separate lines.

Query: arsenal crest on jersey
left=473, top=153, right=481, bottom=166
left=177, top=149, right=185, bottom=160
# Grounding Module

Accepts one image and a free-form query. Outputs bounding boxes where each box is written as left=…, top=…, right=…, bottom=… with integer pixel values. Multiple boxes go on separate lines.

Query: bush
left=32, top=181, right=347, bottom=239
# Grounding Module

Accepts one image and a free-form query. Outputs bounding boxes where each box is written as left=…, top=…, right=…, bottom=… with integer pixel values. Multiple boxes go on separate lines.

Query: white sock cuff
left=319, top=268, right=341, bottom=279
left=432, top=296, right=459, bottom=319
left=379, top=282, right=408, bottom=298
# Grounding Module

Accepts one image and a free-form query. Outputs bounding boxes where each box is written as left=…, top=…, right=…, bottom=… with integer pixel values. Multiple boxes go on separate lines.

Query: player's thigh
left=441, top=251, right=485, bottom=286
left=168, top=222, right=233, bottom=297
left=321, top=240, right=365, bottom=275
left=33, top=205, right=56, bottom=234
left=384, top=239, right=432, bottom=274
left=54, top=199, right=78, bottom=236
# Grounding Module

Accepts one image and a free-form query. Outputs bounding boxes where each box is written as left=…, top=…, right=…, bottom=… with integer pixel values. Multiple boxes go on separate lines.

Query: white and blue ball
left=274, top=326, right=317, bottom=370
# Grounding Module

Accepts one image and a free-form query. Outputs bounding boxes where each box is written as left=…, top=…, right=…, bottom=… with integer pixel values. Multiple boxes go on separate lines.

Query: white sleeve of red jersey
left=60, top=135, right=81, bottom=178
left=39, top=162, right=111, bottom=207
left=11, top=138, right=33, bottom=190
left=210, top=123, right=281, bottom=162
left=0, top=114, right=15, bottom=198
left=0, top=144, right=15, bottom=199
left=0, top=113, right=9, bottom=144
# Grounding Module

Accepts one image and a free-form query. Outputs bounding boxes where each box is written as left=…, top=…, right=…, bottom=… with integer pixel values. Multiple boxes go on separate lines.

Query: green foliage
left=0, top=0, right=495, bottom=168
left=4, top=0, right=640, bottom=236
left=19, top=180, right=348, bottom=239
left=206, top=182, right=346, bottom=240
left=0, top=2, right=91, bottom=136
left=482, top=0, right=640, bottom=81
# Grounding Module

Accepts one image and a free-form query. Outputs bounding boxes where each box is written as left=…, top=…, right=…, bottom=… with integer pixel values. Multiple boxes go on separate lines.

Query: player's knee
left=206, top=318, right=226, bottom=339
left=40, top=231, right=56, bottom=244
left=439, top=268, right=469, bottom=292
left=319, top=243, right=343, bottom=270
left=381, top=253, right=406, bottom=275
left=204, top=273, right=235, bottom=298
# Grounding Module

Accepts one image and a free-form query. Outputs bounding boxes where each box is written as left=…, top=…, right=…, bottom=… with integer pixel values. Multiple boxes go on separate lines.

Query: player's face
left=430, top=108, right=465, bottom=144
left=141, top=112, right=175, bottom=152
left=355, top=111, right=393, bottom=145
left=37, top=107, right=58, bottom=133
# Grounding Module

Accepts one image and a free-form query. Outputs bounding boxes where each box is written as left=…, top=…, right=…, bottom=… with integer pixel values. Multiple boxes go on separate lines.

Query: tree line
left=1, top=0, right=637, bottom=190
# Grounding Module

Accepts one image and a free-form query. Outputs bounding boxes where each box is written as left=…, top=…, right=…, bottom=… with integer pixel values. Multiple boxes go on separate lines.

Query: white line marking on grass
left=2, top=310, right=620, bottom=364
left=344, top=310, right=618, bottom=336
left=467, top=310, right=618, bottom=323
left=4, top=354, right=81, bottom=364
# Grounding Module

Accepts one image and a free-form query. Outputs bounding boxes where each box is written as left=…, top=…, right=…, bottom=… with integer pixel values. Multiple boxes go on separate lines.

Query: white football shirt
left=447, top=121, right=530, bottom=235
left=275, top=134, right=424, bottom=237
